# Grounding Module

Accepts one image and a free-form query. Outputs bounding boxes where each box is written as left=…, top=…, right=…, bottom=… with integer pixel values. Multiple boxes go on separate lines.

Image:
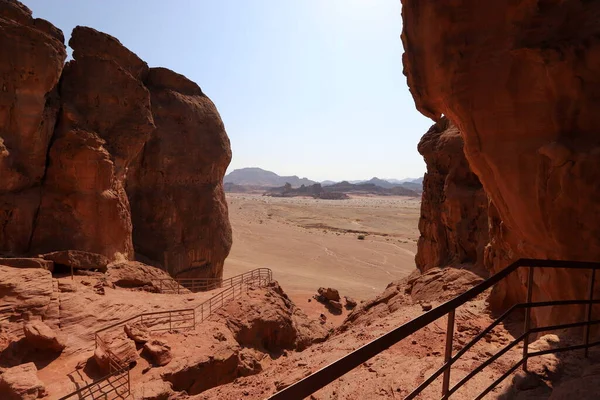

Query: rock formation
left=0, top=0, right=66, bottom=255
left=402, top=0, right=600, bottom=326
left=30, top=26, right=155, bottom=259
left=416, top=117, right=489, bottom=273
left=0, top=362, right=45, bottom=400
left=0, top=0, right=232, bottom=278
left=126, top=67, right=232, bottom=279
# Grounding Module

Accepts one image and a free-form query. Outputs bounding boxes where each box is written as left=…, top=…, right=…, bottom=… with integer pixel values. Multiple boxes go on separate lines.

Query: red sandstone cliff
left=126, top=68, right=232, bottom=279
left=416, top=118, right=489, bottom=273
left=31, top=26, right=155, bottom=259
left=402, top=0, right=600, bottom=326
left=0, top=0, right=66, bottom=254
left=0, top=1, right=232, bottom=277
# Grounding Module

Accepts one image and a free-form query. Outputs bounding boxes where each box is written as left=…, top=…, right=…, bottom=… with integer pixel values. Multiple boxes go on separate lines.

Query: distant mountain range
left=224, top=167, right=423, bottom=193
left=264, top=180, right=419, bottom=199
left=224, top=167, right=316, bottom=188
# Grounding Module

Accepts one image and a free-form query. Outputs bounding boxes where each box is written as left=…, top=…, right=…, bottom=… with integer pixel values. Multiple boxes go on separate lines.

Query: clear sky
left=24, top=0, right=432, bottom=182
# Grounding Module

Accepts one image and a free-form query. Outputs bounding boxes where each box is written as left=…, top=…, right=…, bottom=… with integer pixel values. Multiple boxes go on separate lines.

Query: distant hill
left=265, top=181, right=420, bottom=199
left=224, top=167, right=316, bottom=188
left=362, top=177, right=398, bottom=189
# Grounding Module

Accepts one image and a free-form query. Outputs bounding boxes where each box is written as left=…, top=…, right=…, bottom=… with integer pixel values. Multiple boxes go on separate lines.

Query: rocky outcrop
left=126, top=67, right=232, bottom=279
left=41, top=250, right=109, bottom=273
left=161, top=323, right=262, bottom=395
left=0, top=266, right=53, bottom=329
left=402, top=0, right=600, bottom=326
left=0, top=0, right=66, bottom=255
left=31, top=26, right=155, bottom=260
left=0, top=1, right=232, bottom=278
left=23, top=320, right=65, bottom=352
left=0, top=362, right=45, bottom=400
left=416, top=118, right=489, bottom=273
left=106, top=261, right=178, bottom=291
left=217, top=283, right=328, bottom=352
left=143, top=339, right=172, bottom=366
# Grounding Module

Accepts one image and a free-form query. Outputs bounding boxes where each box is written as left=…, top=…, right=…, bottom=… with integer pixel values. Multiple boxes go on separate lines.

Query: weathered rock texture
left=416, top=118, right=489, bottom=273
left=402, top=0, right=600, bottom=326
left=126, top=67, right=232, bottom=279
left=0, top=0, right=66, bottom=254
left=31, top=26, right=155, bottom=259
left=0, top=1, right=232, bottom=278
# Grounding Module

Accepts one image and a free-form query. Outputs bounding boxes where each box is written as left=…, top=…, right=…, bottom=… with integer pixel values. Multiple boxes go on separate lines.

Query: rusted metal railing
left=58, top=367, right=130, bottom=400
left=157, top=267, right=273, bottom=294
left=194, top=267, right=272, bottom=322
left=269, top=259, right=600, bottom=400
left=62, top=267, right=273, bottom=400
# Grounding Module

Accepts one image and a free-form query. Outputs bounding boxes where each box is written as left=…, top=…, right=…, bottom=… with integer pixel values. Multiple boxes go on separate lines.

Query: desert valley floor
left=224, top=193, right=421, bottom=301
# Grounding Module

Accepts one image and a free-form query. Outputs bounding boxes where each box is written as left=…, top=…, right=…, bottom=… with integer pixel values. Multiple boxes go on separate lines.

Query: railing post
left=584, top=268, right=596, bottom=357
left=442, top=309, right=455, bottom=399
left=523, top=266, right=534, bottom=372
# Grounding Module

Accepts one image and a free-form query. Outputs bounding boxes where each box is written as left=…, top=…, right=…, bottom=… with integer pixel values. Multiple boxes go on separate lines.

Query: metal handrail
left=57, top=366, right=130, bottom=400
left=269, top=259, right=600, bottom=399
left=157, top=267, right=273, bottom=294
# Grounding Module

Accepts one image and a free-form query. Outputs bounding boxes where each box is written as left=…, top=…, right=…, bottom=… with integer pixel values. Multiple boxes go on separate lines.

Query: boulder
left=0, top=0, right=66, bottom=255
left=124, top=321, right=151, bottom=344
left=161, top=323, right=260, bottom=395
left=143, top=339, right=172, bottom=366
left=415, top=118, right=489, bottom=273
left=41, top=250, right=110, bottom=272
left=401, top=0, right=600, bottom=326
left=106, top=261, right=178, bottom=290
left=217, top=282, right=327, bottom=352
left=126, top=67, right=232, bottom=279
left=131, top=380, right=173, bottom=400
left=344, top=296, right=358, bottom=309
left=0, top=363, right=45, bottom=400
left=0, top=258, right=53, bottom=272
left=329, top=300, right=343, bottom=312
left=23, top=320, right=65, bottom=352
left=94, top=331, right=138, bottom=373
left=317, top=287, right=340, bottom=302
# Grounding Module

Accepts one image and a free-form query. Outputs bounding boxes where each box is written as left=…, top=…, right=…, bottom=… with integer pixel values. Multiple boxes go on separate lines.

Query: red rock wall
left=0, top=1, right=232, bottom=278
left=126, top=68, right=232, bottom=279
left=30, top=27, right=155, bottom=259
left=402, top=0, right=600, bottom=326
left=0, top=0, right=66, bottom=254
left=416, top=118, right=489, bottom=273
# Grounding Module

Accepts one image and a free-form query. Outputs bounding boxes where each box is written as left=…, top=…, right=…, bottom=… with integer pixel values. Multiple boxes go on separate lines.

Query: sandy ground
left=223, top=193, right=421, bottom=302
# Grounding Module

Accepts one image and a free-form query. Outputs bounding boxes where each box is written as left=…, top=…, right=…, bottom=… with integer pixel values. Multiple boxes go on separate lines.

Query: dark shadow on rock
left=0, top=338, right=62, bottom=369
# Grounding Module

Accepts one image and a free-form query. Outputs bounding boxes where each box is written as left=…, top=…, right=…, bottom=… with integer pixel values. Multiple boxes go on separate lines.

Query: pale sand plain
left=223, top=193, right=421, bottom=306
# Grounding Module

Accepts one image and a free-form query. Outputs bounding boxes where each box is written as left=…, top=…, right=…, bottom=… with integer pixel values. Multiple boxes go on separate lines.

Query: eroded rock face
left=402, top=0, right=600, bottom=326
left=0, top=2, right=232, bottom=276
left=23, top=320, right=65, bottom=352
left=126, top=67, right=232, bottom=279
left=216, top=282, right=328, bottom=352
left=30, top=26, right=155, bottom=260
left=0, top=362, right=45, bottom=400
left=0, top=0, right=66, bottom=255
left=416, top=118, right=489, bottom=273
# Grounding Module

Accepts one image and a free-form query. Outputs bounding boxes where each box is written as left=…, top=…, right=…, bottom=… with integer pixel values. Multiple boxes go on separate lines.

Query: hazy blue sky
left=24, top=0, right=432, bottom=181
